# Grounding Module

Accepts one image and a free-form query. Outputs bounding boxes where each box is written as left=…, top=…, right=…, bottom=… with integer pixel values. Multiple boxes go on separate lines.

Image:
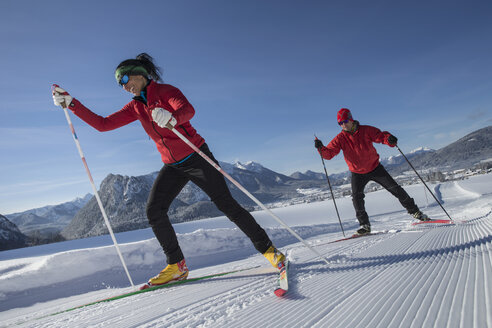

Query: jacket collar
left=342, top=120, right=359, bottom=135
left=133, top=80, right=154, bottom=105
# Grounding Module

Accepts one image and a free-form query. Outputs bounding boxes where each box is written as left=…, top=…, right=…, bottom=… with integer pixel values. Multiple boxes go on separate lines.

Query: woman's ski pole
left=396, top=145, right=453, bottom=222
left=315, top=136, right=345, bottom=237
left=171, top=128, right=330, bottom=265
left=52, top=84, right=135, bottom=288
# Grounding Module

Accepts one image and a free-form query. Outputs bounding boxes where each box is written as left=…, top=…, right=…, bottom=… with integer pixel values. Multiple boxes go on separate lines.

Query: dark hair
left=116, top=53, right=163, bottom=82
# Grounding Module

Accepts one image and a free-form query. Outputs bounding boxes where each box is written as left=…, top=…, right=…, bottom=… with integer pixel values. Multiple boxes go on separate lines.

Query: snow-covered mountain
left=8, top=126, right=492, bottom=244
left=385, top=126, right=492, bottom=174
left=0, top=214, right=28, bottom=251
left=381, top=146, right=435, bottom=166
left=290, top=169, right=326, bottom=180
left=61, top=161, right=328, bottom=240
left=6, top=194, right=92, bottom=236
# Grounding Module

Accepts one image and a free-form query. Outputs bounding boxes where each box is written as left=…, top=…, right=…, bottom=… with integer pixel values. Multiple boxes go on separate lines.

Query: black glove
left=388, top=135, right=398, bottom=146
left=314, top=138, right=323, bottom=149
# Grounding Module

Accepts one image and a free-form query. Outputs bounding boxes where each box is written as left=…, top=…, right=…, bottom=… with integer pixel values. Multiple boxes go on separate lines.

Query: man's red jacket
left=68, top=81, right=205, bottom=164
left=319, top=122, right=394, bottom=174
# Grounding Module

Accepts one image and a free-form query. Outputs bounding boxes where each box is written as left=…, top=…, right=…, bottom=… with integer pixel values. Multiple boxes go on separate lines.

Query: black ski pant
left=351, top=164, right=419, bottom=226
left=146, top=143, right=272, bottom=264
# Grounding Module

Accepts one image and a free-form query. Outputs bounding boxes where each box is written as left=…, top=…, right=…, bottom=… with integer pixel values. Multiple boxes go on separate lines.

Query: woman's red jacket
left=68, top=81, right=205, bottom=164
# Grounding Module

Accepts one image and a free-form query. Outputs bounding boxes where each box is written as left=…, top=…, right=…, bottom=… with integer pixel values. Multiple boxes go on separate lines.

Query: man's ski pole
left=171, top=128, right=330, bottom=265
left=52, top=85, right=135, bottom=288
left=315, top=136, right=345, bottom=237
left=396, top=145, right=453, bottom=222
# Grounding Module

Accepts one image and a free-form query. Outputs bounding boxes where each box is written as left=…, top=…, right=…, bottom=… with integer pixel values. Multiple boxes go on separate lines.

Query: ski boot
left=263, top=245, right=286, bottom=271
left=354, top=224, right=371, bottom=236
left=412, top=210, right=430, bottom=221
left=148, top=259, right=189, bottom=286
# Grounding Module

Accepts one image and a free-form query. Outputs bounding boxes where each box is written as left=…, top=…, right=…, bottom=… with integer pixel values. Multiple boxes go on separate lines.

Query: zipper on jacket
left=180, top=125, right=192, bottom=137
left=151, top=121, right=178, bottom=163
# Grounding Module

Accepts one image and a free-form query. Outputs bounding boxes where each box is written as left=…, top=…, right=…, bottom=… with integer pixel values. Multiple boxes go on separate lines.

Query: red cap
left=337, top=108, right=353, bottom=123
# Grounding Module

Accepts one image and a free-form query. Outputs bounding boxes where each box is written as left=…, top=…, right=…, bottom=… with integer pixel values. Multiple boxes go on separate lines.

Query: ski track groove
left=304, top=215, right=491, bottom=328
left=322, top=234, right=426, bottom=327
left=225, top=234, right=398, bottom=327
left=300, top=233, right=426, bottom=327
left=330, top=232, right=437, bottom=327
left=105, top=273, right=273, bottom=328
left=9, top=210, right=491, bottom=328
left=27, top=269, right=274, bottom=328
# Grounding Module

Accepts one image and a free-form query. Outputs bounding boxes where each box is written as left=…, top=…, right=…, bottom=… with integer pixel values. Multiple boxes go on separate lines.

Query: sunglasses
left=119, top=74, right=130, bottom=86
left=338, top=119, right=350, bottom=126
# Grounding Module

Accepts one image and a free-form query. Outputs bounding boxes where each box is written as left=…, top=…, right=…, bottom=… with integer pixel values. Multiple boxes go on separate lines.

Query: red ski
left=411, top=219, right=454, bottom=226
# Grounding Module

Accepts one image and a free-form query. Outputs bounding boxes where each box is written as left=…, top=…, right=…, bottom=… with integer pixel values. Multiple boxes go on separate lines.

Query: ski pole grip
left=51, top=83, right=69, bottom=109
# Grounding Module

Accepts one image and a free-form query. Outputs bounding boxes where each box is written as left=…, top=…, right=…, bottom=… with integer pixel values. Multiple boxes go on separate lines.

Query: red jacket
left=69, top=81, right=205, bottom=164
left=319, top=122, right=394, bottom=174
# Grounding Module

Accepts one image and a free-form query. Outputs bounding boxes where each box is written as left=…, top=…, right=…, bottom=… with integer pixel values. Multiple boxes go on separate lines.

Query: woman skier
left=52, top=53, right=285, bottom=287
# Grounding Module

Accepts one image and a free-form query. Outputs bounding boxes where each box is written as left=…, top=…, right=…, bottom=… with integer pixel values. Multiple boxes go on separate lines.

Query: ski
left=323, top=230, right=393, bottom=245
left=411, top=219, right=454, bottom=226
left=47, top=266, right=260, bottom=317
left=274, top=260, right=289, bottom=297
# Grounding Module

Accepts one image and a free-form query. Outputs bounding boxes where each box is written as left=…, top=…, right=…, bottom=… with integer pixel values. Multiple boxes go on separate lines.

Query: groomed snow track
left=7, top=213, right=492, bottom=328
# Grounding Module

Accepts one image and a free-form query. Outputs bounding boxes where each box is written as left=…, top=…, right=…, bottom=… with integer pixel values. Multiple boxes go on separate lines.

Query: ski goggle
left=119, top=74, right=130, bottom=86
left=338, top=119, right=350, bottom=125
left=115, top=65, right=149, bottom=86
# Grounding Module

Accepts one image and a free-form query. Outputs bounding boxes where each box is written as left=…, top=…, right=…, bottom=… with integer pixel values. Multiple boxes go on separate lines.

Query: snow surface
left=0, top=174, right=491, bottom=327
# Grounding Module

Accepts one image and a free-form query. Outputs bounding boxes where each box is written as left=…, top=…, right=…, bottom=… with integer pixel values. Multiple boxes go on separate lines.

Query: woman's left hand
left=152, top=108, right=177, bottom=129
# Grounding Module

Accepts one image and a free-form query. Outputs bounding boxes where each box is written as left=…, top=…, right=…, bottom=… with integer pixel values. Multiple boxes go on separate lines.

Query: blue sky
left=1, top=0, right=491, bottom=214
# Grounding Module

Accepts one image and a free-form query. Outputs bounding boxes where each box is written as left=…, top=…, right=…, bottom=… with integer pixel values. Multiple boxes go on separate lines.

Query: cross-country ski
left=274, top=260, right=289, bottom=297
left=411, top=219, right=455, bottom=226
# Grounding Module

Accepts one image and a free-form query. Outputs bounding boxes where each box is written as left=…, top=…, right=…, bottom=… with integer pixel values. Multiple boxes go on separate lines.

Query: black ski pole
left=315, top=136, right=345, bottom=237
left=395, top=145, right=453, bottom=222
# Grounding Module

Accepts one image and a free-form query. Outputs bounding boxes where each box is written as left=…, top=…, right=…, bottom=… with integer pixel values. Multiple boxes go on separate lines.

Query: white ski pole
left=52, top=85, right=135, bottom=288
left=171, top=128, right=330, bottom=265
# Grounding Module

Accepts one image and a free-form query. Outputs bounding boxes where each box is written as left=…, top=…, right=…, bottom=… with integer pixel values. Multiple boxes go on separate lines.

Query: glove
left=152, top=108, right=177, bottom=129
left=52, top=85, right=73, bottom=108
left=388, top=135, right=398, bottom=146
left=314, top=138, right=324, bottom=149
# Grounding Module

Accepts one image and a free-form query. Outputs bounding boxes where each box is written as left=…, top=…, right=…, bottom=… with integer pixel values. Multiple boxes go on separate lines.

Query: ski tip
left=139, top=283, right=151, bottom=291
left=274, top=288, right=287, bottom=297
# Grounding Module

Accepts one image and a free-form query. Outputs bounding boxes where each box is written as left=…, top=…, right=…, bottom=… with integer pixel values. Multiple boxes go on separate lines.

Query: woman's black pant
left=351, top=164, right=419, bottom=226
left=146, top=144, right=272, bottom=264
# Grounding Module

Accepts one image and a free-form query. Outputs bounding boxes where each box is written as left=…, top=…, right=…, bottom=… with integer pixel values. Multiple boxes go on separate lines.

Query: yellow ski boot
left=263, top=245, right=286, bottom=270
left=148, top=259, right=189, bottom=286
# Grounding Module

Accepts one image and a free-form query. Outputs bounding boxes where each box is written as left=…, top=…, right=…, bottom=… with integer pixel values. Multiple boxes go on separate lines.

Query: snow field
left=0, top=173, right=491, bottom=327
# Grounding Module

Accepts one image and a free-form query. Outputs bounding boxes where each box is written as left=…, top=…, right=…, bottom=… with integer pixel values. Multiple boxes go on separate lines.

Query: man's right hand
left=314, top=138, right=323, bottom=149
left=388, top=135, right=398, bottom=146
left=52, top=85, right=73, bottom=109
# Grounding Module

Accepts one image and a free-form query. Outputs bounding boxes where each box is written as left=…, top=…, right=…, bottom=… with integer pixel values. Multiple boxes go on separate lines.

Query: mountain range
left=6, top=194, right=92, bottom=236
left=60, top=162, right=332, bottom=240
left=3, top=125, right=491, bottom=245
left=0, top=214, right=28, bottom=251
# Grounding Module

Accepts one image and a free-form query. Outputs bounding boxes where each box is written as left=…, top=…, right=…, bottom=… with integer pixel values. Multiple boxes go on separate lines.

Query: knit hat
left=337, top=108, right=353, bottom=124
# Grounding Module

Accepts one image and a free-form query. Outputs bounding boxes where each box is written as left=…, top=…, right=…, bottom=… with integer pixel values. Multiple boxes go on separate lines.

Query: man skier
left=314, top=108, right=429, bottom=235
